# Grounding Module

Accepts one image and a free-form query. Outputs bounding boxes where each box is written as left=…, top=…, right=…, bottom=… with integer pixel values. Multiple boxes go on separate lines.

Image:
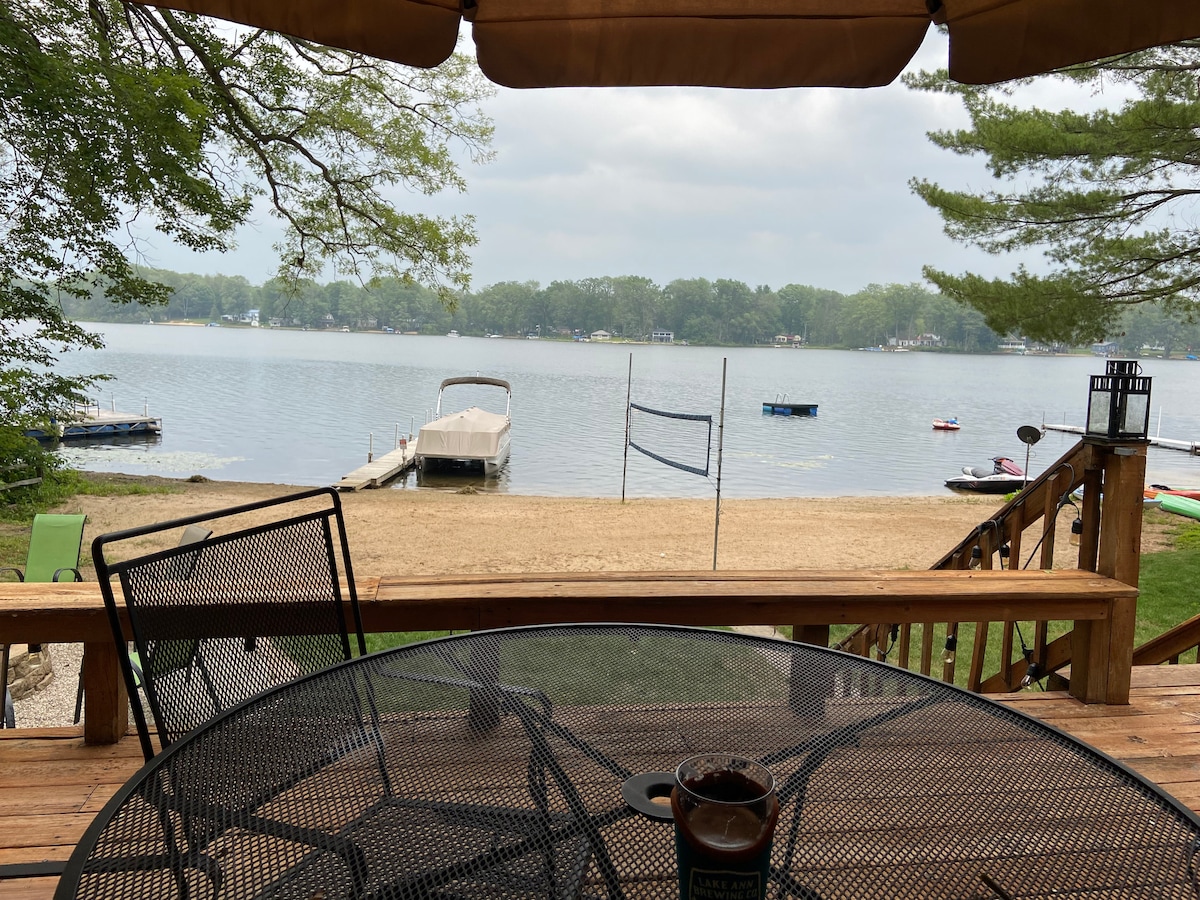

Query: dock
left=762, top=402, right=818, bottom=417
left=24, top=406, right=162, bottom=441
left=334, top=441, right=419, bottom=491
left=1044, top=423, right=1199, bottom=454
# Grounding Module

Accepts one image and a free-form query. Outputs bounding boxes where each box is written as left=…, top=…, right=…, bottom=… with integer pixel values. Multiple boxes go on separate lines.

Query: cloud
left=131, top=28, right=1062, bottom=296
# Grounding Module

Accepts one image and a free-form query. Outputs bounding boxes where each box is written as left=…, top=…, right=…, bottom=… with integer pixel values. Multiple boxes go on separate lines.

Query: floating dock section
left=334, top=441, right=419, bottom=491
left=24, top=408, right=162, bottom=441
left=1044, top=423, right=1199, bottom=455
left=763, top=402, right=818, bottom=417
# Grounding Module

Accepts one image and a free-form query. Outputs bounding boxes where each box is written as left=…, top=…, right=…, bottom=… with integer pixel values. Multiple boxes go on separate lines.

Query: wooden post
left=1070, top=442, right=1146, bottom=705
left=1077, top=444, right=1103, bottom=572
left=466, top=639, right=502, bottom=731
left=794, top=624, right=829, bottom=647
left=789, top=626, right=830, bottom=718
left=82, top=640, right=128, bottom=744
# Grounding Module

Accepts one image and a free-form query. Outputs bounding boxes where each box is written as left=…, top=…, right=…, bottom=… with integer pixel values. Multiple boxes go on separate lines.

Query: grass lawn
left=364, top=516, right=1200, bottom=693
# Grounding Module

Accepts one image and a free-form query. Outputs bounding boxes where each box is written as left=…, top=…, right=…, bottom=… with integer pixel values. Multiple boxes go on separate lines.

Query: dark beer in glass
left=671, top=754, right=779, bottom=900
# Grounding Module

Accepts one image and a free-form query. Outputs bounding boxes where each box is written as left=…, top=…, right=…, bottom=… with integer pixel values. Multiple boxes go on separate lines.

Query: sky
left=132, top=29, right=1077, bottom=297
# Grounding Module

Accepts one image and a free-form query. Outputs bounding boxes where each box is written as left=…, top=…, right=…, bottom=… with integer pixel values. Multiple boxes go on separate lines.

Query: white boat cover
left=418, top=407, right=509, bottom=460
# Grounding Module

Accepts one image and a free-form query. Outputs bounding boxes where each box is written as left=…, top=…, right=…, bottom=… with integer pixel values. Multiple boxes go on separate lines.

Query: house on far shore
left=590, top=329, right=612, bottom=341
left=997, top=337, right=1027, bottom=354
left=889, top=333, right=943, bottom=349
left=650, top=330, right=674, bottom=343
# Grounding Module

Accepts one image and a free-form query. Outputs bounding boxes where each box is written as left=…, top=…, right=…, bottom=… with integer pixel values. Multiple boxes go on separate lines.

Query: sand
left=53, top=474, right=1011, bottom=576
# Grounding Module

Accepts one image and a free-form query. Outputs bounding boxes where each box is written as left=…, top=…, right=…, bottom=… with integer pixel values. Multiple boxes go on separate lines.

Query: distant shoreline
left=95, top=320, right=1153, bottom=356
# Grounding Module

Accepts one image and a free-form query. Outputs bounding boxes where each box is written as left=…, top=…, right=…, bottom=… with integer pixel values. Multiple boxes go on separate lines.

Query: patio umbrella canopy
left=134, top=0, right=1200, bottom=87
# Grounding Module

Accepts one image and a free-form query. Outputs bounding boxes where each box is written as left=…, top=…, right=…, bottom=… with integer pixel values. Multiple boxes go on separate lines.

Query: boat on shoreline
left=945, top=457, right=1026, bottom=494
left=416, top=377, right=511, bottom=475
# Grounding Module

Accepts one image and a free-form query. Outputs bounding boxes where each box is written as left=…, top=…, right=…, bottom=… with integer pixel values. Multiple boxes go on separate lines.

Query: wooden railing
left=1133, top=613, right=1200, bottom=666
left=2, top=567, right=1138, bottom=743
left=0, top=437, right=1154, bottom=743
left=828, top=438, right=1148, bottom=704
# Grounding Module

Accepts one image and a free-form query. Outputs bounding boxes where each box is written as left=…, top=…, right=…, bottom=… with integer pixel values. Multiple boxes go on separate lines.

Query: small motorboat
left=945, top=457, right=1027, bottom=494
left=932, top=417, right=960, bottom=431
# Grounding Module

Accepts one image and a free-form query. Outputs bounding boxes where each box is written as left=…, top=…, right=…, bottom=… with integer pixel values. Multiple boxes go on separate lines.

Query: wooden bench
left=1, top=568, right=1136, bottom=743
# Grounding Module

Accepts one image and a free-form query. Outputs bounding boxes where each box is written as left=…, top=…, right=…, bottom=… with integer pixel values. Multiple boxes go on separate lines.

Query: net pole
left=621, top=352, right=632, bottom=503
left=713, top=357, right=727, bottom=571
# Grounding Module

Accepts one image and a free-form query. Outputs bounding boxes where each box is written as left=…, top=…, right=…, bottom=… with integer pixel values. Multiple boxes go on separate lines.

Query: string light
left=1021, top=659, right=1042, bottom=688
left=942, top=633, right=957, bottom=666
left=1070, top=517, right=1083, bottom=547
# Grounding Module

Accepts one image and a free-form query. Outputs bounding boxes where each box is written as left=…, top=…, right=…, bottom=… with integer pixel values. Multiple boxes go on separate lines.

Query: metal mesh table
left=58, top=624, right=1200, bottom=899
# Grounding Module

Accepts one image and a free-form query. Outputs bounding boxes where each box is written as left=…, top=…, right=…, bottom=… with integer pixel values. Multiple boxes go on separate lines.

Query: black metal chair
left=90, top=488, right=379, bottom=895
left=92, top=486, right=368, bottom=761
left=75, top=523, right=214, bottom=726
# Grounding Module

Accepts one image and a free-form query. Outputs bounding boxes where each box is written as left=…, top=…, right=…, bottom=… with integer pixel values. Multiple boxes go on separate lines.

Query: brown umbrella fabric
left=136, top=0, right=1200, bottom=87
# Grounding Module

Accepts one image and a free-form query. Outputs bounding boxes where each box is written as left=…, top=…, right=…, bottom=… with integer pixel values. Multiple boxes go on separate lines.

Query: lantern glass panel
left=1122, top=393, right=1149, bottom=436
left=1086, top=383, right=1111, bottom=436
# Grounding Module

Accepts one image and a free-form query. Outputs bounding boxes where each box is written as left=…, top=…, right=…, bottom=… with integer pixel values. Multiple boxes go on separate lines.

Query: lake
left=49, top=323, right=1200, bottom=498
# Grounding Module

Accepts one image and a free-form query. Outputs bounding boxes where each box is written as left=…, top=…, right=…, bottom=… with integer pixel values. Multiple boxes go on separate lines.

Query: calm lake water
left=51, top=323, right=1200, bottom=498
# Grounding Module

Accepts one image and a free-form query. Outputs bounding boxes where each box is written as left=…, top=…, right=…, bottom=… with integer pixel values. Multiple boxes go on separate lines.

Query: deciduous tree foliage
left=907, top=41, right=1200, bottom=344
left=0, top=0, right=491, bottom=450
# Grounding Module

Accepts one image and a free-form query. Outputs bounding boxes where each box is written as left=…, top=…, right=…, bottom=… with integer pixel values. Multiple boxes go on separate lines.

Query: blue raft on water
left=762, top=402, right=817, bottom=417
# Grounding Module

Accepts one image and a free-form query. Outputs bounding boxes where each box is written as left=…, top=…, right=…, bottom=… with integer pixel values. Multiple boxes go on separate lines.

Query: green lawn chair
left=1, top=514, right=87, bottom=729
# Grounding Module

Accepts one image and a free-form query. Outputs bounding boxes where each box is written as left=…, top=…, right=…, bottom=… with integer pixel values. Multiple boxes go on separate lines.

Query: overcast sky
left=134, top=29, right=1069, bottom=296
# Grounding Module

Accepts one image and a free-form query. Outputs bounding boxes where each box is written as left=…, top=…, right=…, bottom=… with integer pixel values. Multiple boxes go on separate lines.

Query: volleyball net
left=626, top=401, right=713, bottom=478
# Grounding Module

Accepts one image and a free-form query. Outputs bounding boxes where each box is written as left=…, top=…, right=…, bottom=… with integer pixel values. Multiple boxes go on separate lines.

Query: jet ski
left=945, top=457, right=1027, bottom=494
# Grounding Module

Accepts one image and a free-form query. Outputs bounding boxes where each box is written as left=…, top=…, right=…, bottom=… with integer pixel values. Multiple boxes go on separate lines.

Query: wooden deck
left=4, top=662, right=1200, bottom=899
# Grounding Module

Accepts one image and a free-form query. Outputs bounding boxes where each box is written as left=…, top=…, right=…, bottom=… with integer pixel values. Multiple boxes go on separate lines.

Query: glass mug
left=670, top=754, right=780, bottom=900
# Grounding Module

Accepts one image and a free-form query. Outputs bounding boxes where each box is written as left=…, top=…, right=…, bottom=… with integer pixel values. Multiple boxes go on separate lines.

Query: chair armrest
left=52, top=567, right=84, bottom=582
left=0, top=567, right=24, bottom=581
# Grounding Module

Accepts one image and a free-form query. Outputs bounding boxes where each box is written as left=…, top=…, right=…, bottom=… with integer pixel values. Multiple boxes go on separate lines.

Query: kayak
left=1144, top=486, right=1200, bottom=501
left=1157, top=493, right=1200, bottom=522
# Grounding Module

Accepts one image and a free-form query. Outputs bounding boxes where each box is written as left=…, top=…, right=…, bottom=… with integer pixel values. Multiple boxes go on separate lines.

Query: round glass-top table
left=58, top=624, right=1200, bottom=899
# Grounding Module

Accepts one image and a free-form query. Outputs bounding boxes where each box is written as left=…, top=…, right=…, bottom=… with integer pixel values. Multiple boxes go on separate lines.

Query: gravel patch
left=13, top=643, right=83, bottom=728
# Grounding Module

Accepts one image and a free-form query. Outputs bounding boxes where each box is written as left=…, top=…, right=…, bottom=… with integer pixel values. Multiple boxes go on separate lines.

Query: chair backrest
left=24, top=514, right=86, bottom=582
left=92, top=488, right=366, bottom=761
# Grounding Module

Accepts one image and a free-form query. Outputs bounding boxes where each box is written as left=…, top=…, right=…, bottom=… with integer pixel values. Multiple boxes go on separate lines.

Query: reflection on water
left=48, top=432, right=162, bottom=450
left=390, top=462, right=512, bottom=494
left=49, top=323, right=1200, bottom=498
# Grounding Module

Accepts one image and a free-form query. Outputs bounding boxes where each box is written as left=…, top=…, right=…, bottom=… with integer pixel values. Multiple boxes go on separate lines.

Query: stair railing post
left=1070, top=440, right=1146, bottom=705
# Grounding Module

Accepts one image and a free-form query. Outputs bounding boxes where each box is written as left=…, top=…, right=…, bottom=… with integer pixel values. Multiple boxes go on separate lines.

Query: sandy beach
left=54, top=474, right=1012, bottom=575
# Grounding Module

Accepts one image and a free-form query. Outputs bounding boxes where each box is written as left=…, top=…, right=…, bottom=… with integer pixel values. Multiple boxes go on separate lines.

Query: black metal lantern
left=1086, top=360, right=1152, bottom=441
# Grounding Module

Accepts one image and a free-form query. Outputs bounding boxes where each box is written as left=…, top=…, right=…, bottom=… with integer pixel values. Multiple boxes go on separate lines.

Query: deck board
left=6, top=664, right=1200, bottom=899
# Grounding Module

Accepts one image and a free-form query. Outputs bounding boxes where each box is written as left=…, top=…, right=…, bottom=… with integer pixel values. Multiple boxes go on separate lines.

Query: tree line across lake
left=65, top=269, right=1200, bottom=356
